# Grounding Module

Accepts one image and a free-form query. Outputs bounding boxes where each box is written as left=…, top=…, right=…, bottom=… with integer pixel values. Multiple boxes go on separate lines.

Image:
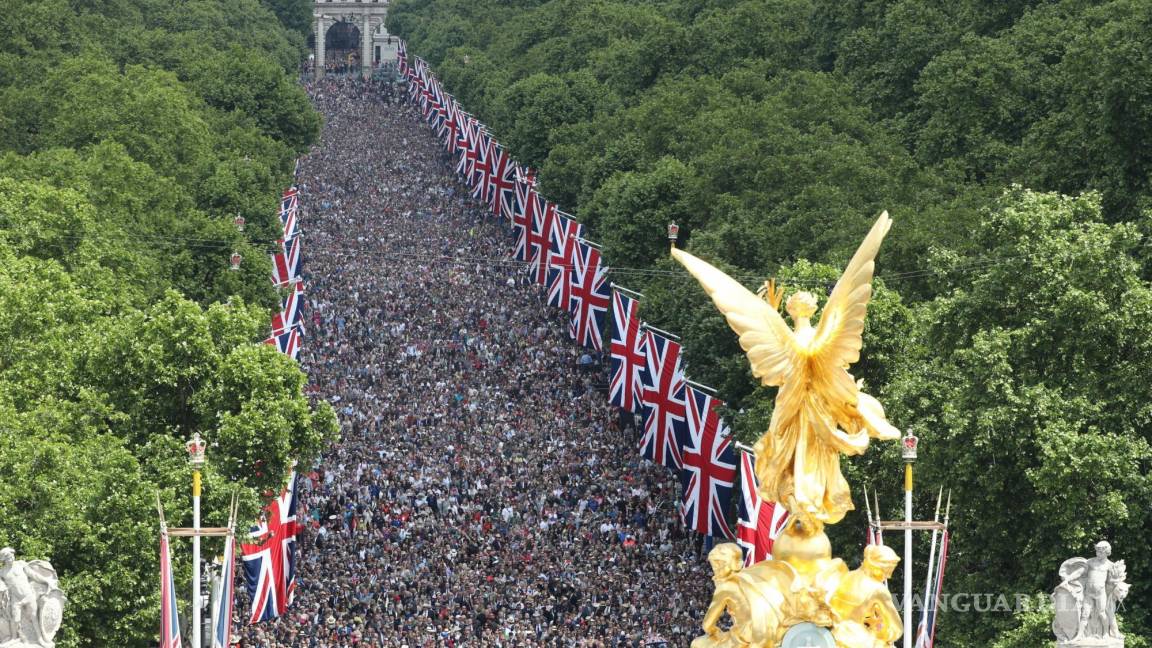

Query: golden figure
left=829, top=545, right=903, bottom=648
left=670, top=212, right=900, bottom=524
left=692, top=517, right=903, bottom=648
left=675, top=213, right=903, bottom=647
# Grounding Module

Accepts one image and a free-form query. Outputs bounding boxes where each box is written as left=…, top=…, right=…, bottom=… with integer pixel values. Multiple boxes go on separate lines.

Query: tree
left=887, top=188, right=1152, bottom=644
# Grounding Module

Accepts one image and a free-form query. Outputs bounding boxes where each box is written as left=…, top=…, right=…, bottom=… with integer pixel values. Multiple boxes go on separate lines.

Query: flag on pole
left=486, top=141, right=516, bottom=219
left=271, top=280, right=305, bottom=337
left=159, top=530, right=182, bottom=648
left=609, top=289, right=646, bottom=412
left=545, top=213, right=584, bottom=309
left=637, top=329, right=688, bottom=469
left=397, top=40, right=408, bottom=78
left=568, top=240, right=610, bottom=349
left=211, top=536, right=237, bottom=648
left=677, top=386, right=736, bottom=539
left=241, top=472, right=301, bottom=624
left=271, top=236, right=301, bottom=288
left=735, top=451, right=789, bottom=566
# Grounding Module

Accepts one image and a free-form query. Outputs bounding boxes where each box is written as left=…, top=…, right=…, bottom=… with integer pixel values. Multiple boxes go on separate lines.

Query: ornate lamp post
left=901, top=432, right=919, bottom=648
left=233, top=215, right=246, bottom=232
left=230, top=252, right=242, bottom=271
left=186, top=432, right=207, bottom=648
left=667, top=222, right=680, bottom=248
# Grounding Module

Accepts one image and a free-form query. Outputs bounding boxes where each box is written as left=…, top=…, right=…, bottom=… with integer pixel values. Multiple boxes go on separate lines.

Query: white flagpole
left=916, top=487, right=944, bottom=646
left=870, top=488, right=880, bottom=544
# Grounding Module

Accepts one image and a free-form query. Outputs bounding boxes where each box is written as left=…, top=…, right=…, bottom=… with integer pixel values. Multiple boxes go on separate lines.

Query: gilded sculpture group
left=672, top=213, right=906, bottom=648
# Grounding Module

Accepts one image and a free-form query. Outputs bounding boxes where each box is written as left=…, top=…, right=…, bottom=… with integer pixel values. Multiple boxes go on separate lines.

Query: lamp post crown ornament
left=901, top=433, right=918, bottom=462
left=674, top=212, right=904, bottom=647
left=229, top=252, right=242, bottom=271
left=186, top=432, right=207, bottom=470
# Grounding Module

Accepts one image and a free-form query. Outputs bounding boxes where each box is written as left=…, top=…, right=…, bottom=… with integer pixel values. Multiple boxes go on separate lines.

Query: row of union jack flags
left=399, top=42, right=788, bottom=565
left=267, top=187, right=304, bottom=360
left=401, top=43, right=611, bottom=351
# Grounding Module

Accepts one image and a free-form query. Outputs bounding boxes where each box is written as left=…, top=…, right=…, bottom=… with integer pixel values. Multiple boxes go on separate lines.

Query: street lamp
left=901, top=431, right=918, bottom=648
left=186, top=432, right=206, bottom=648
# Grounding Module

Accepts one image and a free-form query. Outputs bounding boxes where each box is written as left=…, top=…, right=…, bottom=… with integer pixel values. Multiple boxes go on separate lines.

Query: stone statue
left=671, top=212, right=900, bottom=525
left=0, top=548, right=66, bottom=648
left=1053, top=541, right=1128, bottom=647
left=691, top=516, right=900, bottom=648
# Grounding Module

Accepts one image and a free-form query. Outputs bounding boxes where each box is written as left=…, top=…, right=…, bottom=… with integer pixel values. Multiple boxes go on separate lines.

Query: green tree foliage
left=0, top=1, right=331, bottom=645
left=392, top=0, right=1152, bottom=643
left=260, top=0, right=314, bottom=35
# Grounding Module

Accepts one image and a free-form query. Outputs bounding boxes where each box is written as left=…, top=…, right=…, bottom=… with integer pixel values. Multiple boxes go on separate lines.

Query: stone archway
left=325, top=21, right=361, bottom=74
left=313, top=1, right=389, bottom=80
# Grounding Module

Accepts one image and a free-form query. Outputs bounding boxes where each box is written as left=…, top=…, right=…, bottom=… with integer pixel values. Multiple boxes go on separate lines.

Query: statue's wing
left=811, top=211, right=891, bottom=371
left=671, top=247, right=797, bottom=386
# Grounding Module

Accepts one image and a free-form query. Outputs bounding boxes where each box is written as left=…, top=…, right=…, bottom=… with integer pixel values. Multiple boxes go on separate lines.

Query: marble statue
left=0, top=548, right=66, bottom=648
left=1053, top=541, right=1129, bottom=647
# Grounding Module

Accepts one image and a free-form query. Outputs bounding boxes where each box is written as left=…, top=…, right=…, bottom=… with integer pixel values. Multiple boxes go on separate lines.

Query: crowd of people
left=241, top=76, right=713, bottom=647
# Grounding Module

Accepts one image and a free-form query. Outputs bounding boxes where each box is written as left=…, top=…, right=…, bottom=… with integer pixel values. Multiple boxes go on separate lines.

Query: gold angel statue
left=671, top=212, right=900, bottom=524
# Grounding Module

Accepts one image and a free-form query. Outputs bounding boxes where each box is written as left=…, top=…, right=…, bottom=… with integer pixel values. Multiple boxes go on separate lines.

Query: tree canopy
left=0, top=1, right=333, bottom=646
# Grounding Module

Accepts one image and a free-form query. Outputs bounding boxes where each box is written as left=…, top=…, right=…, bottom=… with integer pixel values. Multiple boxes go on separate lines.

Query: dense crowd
left=241, top=75, right=712, bottom=647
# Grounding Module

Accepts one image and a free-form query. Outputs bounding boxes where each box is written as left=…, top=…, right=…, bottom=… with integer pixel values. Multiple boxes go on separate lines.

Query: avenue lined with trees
left=0, top=0, right=1147, bottom=645
left=389, top=1, right=1152, bottom=646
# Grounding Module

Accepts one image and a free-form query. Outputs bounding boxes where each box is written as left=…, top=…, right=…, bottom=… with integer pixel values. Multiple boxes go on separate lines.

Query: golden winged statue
left=671, top=212, right=900, bottom=524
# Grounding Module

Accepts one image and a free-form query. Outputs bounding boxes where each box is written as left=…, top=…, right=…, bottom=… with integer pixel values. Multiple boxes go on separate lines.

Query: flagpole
left=917, top=487, right=943, bottom=646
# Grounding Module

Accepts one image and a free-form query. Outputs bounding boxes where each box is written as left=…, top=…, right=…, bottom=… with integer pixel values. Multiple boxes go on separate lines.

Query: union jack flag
left=544, top=213, right=584, bottom=309
left=736, top=451, right=789, bottom=566
left=436, top=93, right=457, bottom=142
left=265, top=327, right=302, bottom=361
left=470, top=130, right=492, bottom=201
left=568, top=240, right=610, bottom=349
left=426, top=91, right=447, bottom=134
left=486, top=141, right=517, bottom=219
left=524, top=194, right=555, bottom=280
left=638, top=330, right=687, bottom=469
left=678, top=387, right=736, bottom=539
left=280, top=187, right=299, bottom=239
left=397, top=40, right=408, bottom=78
left=455, top=116, right=479, bottom=177
left=271, top=280, right=305, bottom=337
left=241, top=472, right=300, bottom=624
left=159, top=529, right=182, bottom=648
left=211, top=536, right=237, bottom=648
left=271, top=236, right=301, bottom=287
left=609, top=289, right=646, bottom=411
